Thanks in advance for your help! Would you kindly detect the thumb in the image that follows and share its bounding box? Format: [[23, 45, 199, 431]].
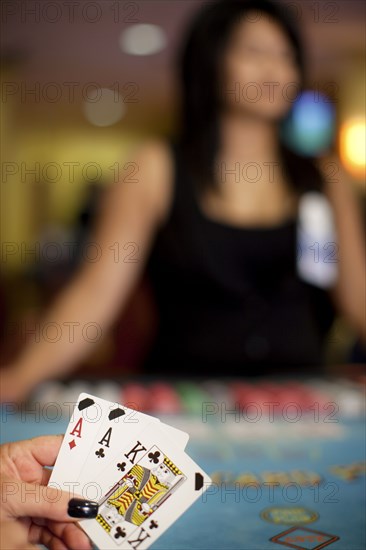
[[1, 479, 98, 522]]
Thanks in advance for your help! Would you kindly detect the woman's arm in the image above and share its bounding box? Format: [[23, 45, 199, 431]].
[[1, 140, 174, 400], [319, 154, 366, 344]]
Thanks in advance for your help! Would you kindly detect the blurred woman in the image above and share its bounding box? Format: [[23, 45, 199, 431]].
[[1, 0, 365, 400]]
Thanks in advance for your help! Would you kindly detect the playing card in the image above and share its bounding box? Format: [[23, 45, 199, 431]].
[[49, 393, 189, 495], [49, 393, 105, 490], [79, 423, 211, 550], [75, 394, 189, 489]]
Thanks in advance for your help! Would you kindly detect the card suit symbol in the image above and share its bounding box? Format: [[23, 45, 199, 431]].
[[114, 527, 126, 539], [148, 451, 161, 464], [195, 472, 204, 490], [149, 520, 158, 530], [117, 462, 126, 472], [78, 398, 95, 411], [69, 439, 76, 450], [109, 408, 126, 421], [95, 448, 105, 459]]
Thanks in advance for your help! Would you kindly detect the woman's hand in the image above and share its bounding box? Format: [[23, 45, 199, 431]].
[[0, 435, 98, 550]]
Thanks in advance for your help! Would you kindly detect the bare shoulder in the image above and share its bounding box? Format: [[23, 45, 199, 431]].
[[128, 138, 175, 224], [100, 138, 174, 229], [131, 137, 173, 165]]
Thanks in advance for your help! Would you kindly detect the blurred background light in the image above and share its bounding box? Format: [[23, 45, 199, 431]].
[[339, 117, 366, 178], [83, 88, 125, 127], [119, 24, 166, 56], [281, 90, 335, 156]]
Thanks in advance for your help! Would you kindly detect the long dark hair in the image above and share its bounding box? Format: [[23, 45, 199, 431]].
[[175, 0, 325, 195]]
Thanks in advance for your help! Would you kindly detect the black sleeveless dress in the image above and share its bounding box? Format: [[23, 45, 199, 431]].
[[143, 141, 335, 376]]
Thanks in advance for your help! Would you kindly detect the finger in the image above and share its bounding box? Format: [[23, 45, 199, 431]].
[[47, 521, 92, 550], [2, 480, 98, 522], [27, 435, 64, 467], [0, 520, 38, 550], [41, 467, 53, 486], [49, 538, 69, 550], [29, 524, 68, 550], [4, 435, 64, 470]]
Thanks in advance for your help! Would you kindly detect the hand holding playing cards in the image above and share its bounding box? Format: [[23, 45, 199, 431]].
[[0, 435, 99, 550], [49, 393, 211, 550]]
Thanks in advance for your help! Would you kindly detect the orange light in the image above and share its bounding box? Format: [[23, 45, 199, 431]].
[[339, 118, 366, 178]]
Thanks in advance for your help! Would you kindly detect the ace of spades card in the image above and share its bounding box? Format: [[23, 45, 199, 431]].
[[79, 424, 212, 550]]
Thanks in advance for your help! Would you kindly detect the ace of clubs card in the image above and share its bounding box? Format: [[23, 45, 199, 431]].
[[79, 423, 212, 550], [49, 394, 189, 492]]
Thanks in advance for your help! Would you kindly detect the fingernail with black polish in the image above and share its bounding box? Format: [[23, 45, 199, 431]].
[[68, 498, 98, 518]]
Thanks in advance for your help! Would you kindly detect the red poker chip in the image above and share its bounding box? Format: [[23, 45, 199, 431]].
[[122, 383, 150, 412], [149, 382, 182, 414]]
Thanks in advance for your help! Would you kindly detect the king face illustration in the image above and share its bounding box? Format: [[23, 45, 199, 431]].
[[97, 451, 185, 532]]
